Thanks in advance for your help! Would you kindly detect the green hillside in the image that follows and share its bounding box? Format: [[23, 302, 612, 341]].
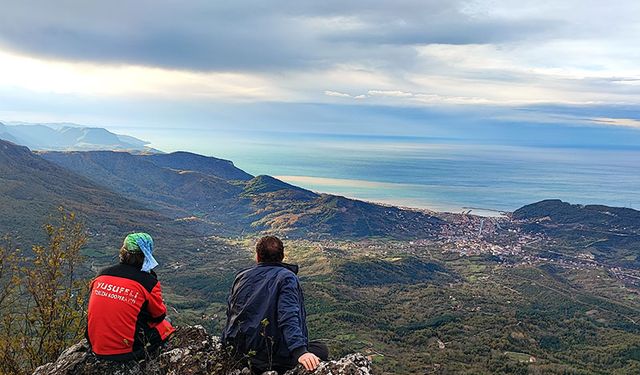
[[514, 200, 640, 268], [2, 142, 640, 374], [40, 150, 444, 239], [0, 140, 218, 265]]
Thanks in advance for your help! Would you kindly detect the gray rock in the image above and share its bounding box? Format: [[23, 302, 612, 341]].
[[284, 354, 372, 375], [32, 340, 91, 375], [32, 326, 372, 375]]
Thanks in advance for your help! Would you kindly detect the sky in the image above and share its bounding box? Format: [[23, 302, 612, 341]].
[[0, 0, 639, 149]]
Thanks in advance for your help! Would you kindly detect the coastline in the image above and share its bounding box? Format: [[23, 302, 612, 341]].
[[275, 175, 509, 217]]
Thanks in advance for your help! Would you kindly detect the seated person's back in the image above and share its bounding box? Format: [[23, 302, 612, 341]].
[[222, 236, 328, 373], [87, 233, 174, 360]]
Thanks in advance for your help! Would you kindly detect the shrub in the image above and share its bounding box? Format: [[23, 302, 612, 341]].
[[0, 207, 88, 375]]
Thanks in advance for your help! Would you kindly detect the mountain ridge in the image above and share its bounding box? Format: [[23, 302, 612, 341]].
[[0, 140, 171, 245], [39, 149, 445, 239], [0, 139, 224, 264], [143, 151, 253, 181], [0, 122, 156, 152]]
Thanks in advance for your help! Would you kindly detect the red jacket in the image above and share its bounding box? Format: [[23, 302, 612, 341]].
[[87, 264, 174, 360]]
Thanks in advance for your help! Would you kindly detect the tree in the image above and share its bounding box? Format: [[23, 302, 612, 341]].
[[0, 207, 88, 375], [0, 236, 21, 373]]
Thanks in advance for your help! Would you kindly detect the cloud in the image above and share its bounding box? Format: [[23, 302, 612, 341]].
[[590, 117, 640, 129], [324, 90, 352, 98], [0, 0, 639, 135], [0, 0, 587, 73], [324, 88, 500, 105], [368, 90, 413, 97], [0, 50, 287, 101]]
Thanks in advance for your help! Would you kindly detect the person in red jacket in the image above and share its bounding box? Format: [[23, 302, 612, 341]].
[[87, 233, 175, 360]]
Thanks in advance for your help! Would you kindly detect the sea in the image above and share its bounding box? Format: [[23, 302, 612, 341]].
[[150, 130, 640, 216]]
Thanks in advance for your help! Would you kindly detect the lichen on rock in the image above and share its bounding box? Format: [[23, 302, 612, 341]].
[[32, 326, 372, 375], [283, 354, 373, 375]]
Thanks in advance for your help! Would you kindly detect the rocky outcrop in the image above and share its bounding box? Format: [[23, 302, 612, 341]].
[[33, 326, 372, 375]]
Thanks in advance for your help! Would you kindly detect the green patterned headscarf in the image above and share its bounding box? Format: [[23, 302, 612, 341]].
[[123, 233, 158, 272]]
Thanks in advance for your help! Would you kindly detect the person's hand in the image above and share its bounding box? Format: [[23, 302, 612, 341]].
[[298, 352, 321, 371]]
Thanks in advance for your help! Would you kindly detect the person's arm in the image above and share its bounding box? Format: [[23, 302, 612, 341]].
[[221, 278, 237, 342], [146, 280, 167, 322], [277, 275, 320, 370]]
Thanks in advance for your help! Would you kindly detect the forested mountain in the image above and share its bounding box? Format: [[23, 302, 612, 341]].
[[39, 150, 444, 238], [0, 140, 162, 244], [514, 199, 640, 268], [0, 139, 216, 262]]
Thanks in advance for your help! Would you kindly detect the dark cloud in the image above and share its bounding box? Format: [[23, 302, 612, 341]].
[[324, 18, 556, 46], [0, 0, 555, 72], [0, 1, 315, 71]]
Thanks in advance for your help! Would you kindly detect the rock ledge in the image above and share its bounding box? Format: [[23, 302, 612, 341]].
[[33, 326, 372, 375]]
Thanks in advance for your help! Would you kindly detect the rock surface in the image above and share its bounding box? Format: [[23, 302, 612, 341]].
[[33, 326, 372, 375]]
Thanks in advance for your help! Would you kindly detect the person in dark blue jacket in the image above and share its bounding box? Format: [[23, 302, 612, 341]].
[[222, 236, 328, 373]]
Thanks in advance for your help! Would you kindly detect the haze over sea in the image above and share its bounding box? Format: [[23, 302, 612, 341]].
[[146, 130, 640, 216]]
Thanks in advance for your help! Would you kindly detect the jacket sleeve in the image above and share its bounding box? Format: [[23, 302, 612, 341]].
[[277, 275, 307, 357], [146, 281, 167, 322]]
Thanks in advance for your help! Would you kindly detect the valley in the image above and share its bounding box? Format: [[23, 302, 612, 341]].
[[1, 139, 639, 374], [159, 214, 640, 374]]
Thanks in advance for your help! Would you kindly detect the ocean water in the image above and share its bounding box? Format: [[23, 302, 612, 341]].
[[150, 130, 640, 215]]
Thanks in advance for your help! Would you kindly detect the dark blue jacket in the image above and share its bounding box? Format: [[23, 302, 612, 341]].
[[222, 262, 308, 367]]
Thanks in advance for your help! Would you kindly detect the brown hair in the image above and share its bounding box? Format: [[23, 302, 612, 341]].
[[119, 246, 145, 268], [256, 236, 284, 263]]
